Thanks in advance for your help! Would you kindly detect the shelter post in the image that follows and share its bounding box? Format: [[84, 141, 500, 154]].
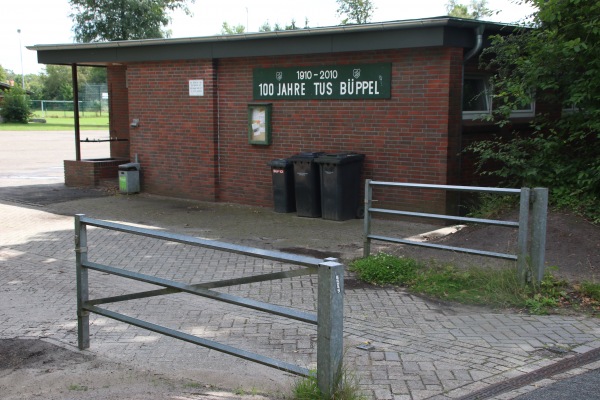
[[71, 64, 81, 161]]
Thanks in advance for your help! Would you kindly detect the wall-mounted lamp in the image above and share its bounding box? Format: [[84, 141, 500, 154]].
[[130, 119, 140, 128]]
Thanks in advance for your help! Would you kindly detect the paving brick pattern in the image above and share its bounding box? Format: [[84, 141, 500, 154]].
[[2, 200, 600, 399]]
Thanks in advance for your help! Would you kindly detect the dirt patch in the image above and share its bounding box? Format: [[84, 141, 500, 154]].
[[382, 209, 600, 283], [0, 338, 93, 371], [541, 211, 600, 281], [0, 338, 271, 400]]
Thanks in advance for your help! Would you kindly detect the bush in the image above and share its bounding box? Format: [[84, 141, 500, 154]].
[[468, 132, 600, 224], [0, 87, 33, 123], [472, 0, 600, 224], [349, 253, 422, 285]]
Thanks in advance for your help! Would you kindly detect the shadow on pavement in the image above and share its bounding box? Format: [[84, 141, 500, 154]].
[[0, 183, 112, 207]]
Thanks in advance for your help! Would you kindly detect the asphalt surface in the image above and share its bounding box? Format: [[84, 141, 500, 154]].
[[1, 130, 600, 399], [514, 368, 600, 400]]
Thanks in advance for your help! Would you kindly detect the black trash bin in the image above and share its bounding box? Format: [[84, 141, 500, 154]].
[[315, 153, 365, 221], [267, 158, 296, 213], [289, 152, 325, 217]]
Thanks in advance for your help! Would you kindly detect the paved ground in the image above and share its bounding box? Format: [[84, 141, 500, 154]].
[[0, 130, 111, 186], [1, 131, 600, 399]]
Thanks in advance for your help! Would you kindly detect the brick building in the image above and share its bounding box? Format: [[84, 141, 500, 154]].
[[29, 17, 531, 215]]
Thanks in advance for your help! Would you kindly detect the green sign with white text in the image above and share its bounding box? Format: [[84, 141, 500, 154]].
[[253, 63, 391, 100]]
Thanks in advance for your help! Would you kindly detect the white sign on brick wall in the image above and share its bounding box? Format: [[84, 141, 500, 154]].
[[189, 80, 204, 96]]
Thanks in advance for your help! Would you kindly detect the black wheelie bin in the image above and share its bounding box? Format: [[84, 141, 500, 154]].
[[267, 158, 296, 213], [289, 152, 324, 217], [315, 152, 365, 221]]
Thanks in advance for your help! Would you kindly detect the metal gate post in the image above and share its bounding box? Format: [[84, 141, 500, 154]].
[[516, 188, 531, 285], [363, 179, 373, 258], [75, 214, 90, 349], [531, 188, 548, 283], [317, 258, 344, 398]]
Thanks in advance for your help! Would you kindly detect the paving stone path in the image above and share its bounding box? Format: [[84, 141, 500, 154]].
[[2, 198, 600, 399]]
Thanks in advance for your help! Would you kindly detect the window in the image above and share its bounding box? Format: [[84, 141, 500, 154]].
[[462, 77, 491, 120], [562, 103, 581, 115], [462, 76, 536, 120], [508, 94, 535, 118]]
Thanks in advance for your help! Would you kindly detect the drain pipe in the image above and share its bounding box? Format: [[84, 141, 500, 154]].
[[464, 25, 485, 63], [456, 25, 485, 215], [215, 59, 221, 189]]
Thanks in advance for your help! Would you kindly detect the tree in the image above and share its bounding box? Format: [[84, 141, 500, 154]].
[[0, 86, 33, 123], [69, 0, 194, 42], [223, 18, 309, 34], [40, 65, 74, 101], [258, 18, 309, 32], [258, 21, 273, 32], [80, 66, 107, 85], [470, 0, 600, 222], [3, 68, 18, 86], [0, 65, 7, 83], [221, 22, 245, 35], [446, 0, 493, 19], [23, 73, 44, 100], [36, 66, 107, 100], [336, 0, 375, 25]]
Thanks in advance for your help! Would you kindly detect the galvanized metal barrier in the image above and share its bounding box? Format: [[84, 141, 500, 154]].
[[363, 181, 548, 284], [75, 214, 343, 397]]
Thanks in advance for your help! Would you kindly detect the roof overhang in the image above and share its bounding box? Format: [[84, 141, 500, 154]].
[[27, 17, 520, 68], [0, 82, 34, 96]]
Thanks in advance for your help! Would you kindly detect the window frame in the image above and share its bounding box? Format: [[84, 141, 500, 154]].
[[462, 76, 536, 120], [462, 76, 493, 120]]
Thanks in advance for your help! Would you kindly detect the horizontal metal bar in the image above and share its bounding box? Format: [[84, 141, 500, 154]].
[[199, 267, 317, 289], [368, 181, 522, 194], [80, 216, 325, 268], [87, 288, 179, 306], [368, 234, 518, 260], [85, 305, 310, 377], [88, 267, 316, 306], [80, 138, 129, 143], [368, 208, 519, 227], [84, 261, 318, 324]]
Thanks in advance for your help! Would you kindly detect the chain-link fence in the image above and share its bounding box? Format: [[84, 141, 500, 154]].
[[30, 84, 109, 118]]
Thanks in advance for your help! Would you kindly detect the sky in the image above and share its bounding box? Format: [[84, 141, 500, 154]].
[[0, 0, 536, 77]]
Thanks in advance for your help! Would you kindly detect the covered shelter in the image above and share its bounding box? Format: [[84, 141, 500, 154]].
[[28, 17, 532, 215]]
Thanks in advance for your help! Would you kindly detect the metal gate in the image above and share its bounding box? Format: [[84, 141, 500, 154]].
[[363, 181, 548, 284], [75, 214, 344, 396]]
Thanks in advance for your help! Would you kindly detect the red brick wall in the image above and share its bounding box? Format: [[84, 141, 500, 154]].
[[216, 48, 463, 213], [118, 48, 464, 214], [126, 60, 218, 201], [107, 66, 130, 159], [64, 159, 126, 187], [445, 48, 466, 215]]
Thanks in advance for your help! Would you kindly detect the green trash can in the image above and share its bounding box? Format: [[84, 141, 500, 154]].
[[289, 152, 324, 218], [315, 153, 365, 221], [118, 162, 140, 194], [268, 158, 296, 213]]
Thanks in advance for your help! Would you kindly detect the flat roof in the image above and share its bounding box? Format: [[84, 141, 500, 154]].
[[28, 17, 518, 67]]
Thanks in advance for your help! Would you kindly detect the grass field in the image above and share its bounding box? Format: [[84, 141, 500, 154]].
[[0, 112, 109, 131]]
